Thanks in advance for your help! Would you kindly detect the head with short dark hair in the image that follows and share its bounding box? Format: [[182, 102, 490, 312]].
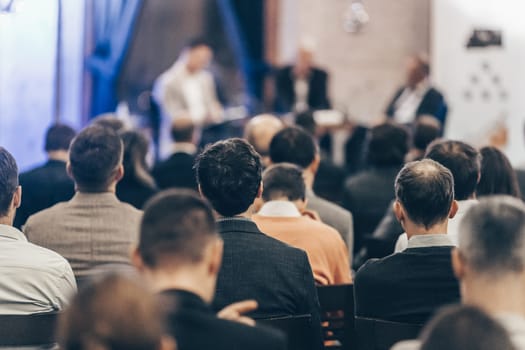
[[294, 110, 316, 136], [170, 117, 195, 143], [269, 126, 317, 169], [138, 189, 217, 268], [413, 116, 441, 151], [0, 148, 18, 217], [420, 305, 515, 350], [367, 122, 409, 167], [262, 163, 306, 202], [44, 124, 76, 152], [69, 126, 124, 192], [395, 159, 454, 229], [458, 195, 525, 276], [477, 146, 521, 198], [58, 273, 169, 350], [424, 140, 480, 200], [195, 138, 262, 217]]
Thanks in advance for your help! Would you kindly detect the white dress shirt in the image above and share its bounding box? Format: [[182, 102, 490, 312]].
[[393, 79, 430, 124], [257, 201, 302, 218], [0, 224, 76, 314], [394, 199, 478, 253]]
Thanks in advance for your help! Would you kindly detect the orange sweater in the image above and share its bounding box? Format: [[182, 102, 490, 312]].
[[252, 214, 352, 285]]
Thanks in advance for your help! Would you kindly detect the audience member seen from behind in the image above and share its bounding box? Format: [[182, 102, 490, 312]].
[[476, 146, 521, 198], [195, 138, 322, 348], [14, 124, 76, 229], [24, 126, 143, 278], [252, 163, 352, 285], [116, 130, 157, 209], [343, 122, 408, 254], [393, 305, 516, 350], [354, 159, 460, 324], [58, 273, 175, 350], [132, 189, 287, 350], [394, 195, 525, 350], [405, 116, 441, 162], [395, 140, 481, 251], [152, 117, 199, 190], [0, 147, 76, 314], [270, 126, 354, 256], [243, 114, 284, 167]]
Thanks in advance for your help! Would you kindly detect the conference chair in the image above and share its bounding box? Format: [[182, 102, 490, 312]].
[[0, 312, 59, 347], [258, 314, 316, 350], [355, 317, 423, 350], [317, 284, 355, 350]]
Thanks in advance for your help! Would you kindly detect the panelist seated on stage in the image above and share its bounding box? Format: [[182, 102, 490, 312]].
[[274, 40, 331, 113], [153, 38, 223, 127], [385, 54, 447, 126]]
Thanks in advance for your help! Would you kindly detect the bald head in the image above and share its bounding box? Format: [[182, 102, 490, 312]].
[[244, 114, 284, 160]]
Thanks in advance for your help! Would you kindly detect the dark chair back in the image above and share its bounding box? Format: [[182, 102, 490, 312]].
[[317, 284, 355, 350], [355, 317, 423, 350], [258, 314, 315, 350], [0, 312, 59, 346]]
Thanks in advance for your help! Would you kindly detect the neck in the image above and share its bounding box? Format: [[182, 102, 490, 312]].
[[47, 150, 69, 162], [405, 220, 448, 239], [303, 170, 315, 190], [143, 268, 215, 304], [462, 273, 525, 317], [76, 181, 117, 194], [0, 215, 13, 226]]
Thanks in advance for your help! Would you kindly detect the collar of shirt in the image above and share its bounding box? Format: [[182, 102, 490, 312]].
[[0, 224, 27, 242], [172, 142, 197, 155], [257, 201, 302, 218], [407, 233, 453, 249]]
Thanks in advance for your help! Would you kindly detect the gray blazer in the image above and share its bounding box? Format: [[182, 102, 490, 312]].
[[306, 189, 354, 261], [24, 192, 142, 277]]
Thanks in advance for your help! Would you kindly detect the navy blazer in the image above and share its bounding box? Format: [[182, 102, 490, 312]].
[[162, 289, 287, 350], [386, 86, 447, 126], [213, 217, 323, 349], [152, 152, 197, 190]]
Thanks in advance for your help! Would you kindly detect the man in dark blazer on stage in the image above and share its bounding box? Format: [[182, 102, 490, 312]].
[[132, 190, 286, 350], [195, 138, 322, 349], [274, 43, 331, 113], [14, 124, 76, 229], [386, 54, 447, 127], [354, 159, 461, 324]]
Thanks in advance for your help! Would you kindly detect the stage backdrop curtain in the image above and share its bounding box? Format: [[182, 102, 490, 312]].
[[86, 0, 143, 117]]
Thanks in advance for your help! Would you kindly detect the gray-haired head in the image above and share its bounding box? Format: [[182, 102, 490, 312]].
[[458, 195, 525, 275]]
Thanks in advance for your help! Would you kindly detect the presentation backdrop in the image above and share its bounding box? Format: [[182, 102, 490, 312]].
[[432, 0, 525, 165]]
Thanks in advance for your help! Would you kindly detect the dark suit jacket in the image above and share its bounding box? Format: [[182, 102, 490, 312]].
[[274, 66, 331, 113], [214, 217, 322, 349], [354, 246, 460, 324], [14, 160, 74, 229], [162, 289, 287, 350], [386, 86, 446, 125], [343, 166, 401, 253], [152, 152, 197, 190]]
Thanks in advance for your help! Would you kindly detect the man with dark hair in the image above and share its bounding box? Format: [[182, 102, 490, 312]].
[[405, 116, 442, 162], [132, 190, 286, 350], [343, 122, 408, 254], [395, 140, 480, 251], [153, 117, 198, 190], [14, 124, 76, 228], [243, 114, 284, 167], [386, 54, 447, 126], [354, 159, 460, 323], [269, 127, 354, 257], [252, 163, 351, 285], [195, 138, 322, 347], [0, 147, 76, 314], [24, 126, 142, 278], [394, 196, 525, 350]]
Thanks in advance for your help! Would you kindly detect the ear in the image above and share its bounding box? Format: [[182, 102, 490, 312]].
[[256, 182, 263, 199], [66, 162, 73, 179], [451, 248, 466, 280], [208, 238, 223, 276], [308, 153, 321, 175], [393, 200, 405, 225], [12, 186, 21, 209], [296, 198, 308, 213], [198, 184, 204, 198], [449, 200, 459, 219], [130, 246, 145, 272], [114, 164, 124, 182]]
